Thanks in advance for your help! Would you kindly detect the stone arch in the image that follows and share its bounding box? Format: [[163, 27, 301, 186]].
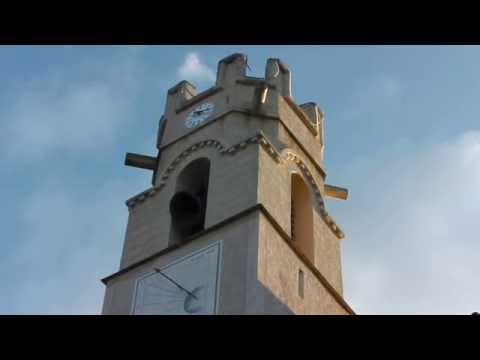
[[124, 134, 344, 239], [168, 157, 211, 246], [281, 150, 344, 239], [282, 151, 326, 211]]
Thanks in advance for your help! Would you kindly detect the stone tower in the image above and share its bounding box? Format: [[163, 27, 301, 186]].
[[101, 53, 354, 315]]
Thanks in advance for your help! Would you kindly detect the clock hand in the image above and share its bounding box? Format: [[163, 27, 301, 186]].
[[153, 268, 198, 300]]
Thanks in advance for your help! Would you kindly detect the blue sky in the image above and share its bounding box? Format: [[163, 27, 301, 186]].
[[1, 46, 479, 314]]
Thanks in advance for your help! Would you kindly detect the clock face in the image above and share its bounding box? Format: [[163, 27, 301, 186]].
[[184, 102, 214, 129], [132, 242, 222, 315]]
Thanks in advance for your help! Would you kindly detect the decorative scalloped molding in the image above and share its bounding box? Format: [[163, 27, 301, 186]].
[[282, 151, 344, 239], [125, 136, 261, 209], [125, 132, 344, 239]]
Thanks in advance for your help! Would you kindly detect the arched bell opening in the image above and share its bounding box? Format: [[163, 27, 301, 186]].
[[169, 158, 210, 246]]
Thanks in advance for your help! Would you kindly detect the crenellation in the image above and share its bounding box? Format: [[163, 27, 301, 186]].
[[265, 58, 292, 97], [165, 80, 197, 116], [299, 102, 325, 159], [216, 53, 248, 87]]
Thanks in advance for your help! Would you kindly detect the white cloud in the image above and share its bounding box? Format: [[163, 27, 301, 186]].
[[333, 131, 480, 314], [177, 53, 216, 83]]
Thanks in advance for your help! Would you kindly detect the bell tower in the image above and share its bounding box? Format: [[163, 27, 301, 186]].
[[101, 53, 354, 315]]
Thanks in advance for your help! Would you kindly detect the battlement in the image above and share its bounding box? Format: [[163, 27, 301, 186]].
[[165, 53, 292, 112], [160, 53, 325, 164], [215, 53, 248, 87], [164, 53, 323, 122], [214, 53, 291, 97]]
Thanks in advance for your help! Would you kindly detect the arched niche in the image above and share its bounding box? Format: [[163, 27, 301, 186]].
[[291, 172, 315, 264], [169, 157, 211, 246]]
